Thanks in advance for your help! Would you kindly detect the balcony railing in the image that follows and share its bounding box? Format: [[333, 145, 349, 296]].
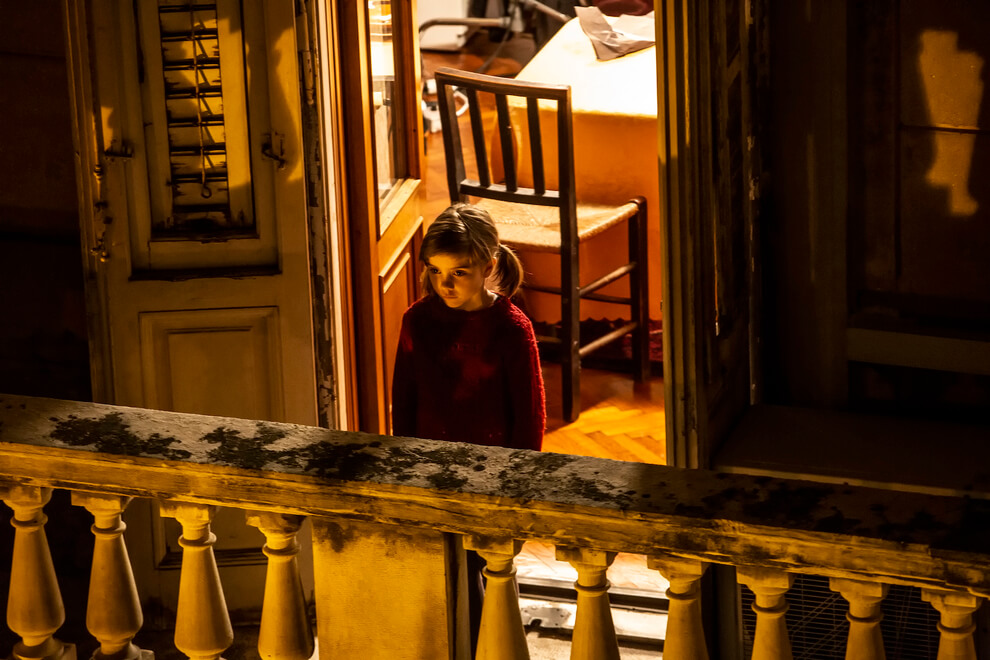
[[1, 393, 987, 659]]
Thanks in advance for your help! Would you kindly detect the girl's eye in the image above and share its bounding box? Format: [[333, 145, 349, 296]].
[[429, 267, 440, 274], [454, 270, 467, 277]]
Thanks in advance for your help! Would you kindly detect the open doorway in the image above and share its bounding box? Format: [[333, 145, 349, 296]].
[[415, 9, 667, 655], [416, 9, 666, 468]]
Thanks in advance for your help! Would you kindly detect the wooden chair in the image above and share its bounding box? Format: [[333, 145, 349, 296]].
[[433, 66, 650, 423]]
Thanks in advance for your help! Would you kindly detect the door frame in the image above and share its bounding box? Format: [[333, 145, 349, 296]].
[[657, 0, 765, 469], [63, 0, 114, 403], [657, 0, 710, 469], [329, 0, 424, 433]]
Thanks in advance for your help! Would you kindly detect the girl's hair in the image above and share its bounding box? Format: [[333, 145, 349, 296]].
[[419, 203, 524, 298]]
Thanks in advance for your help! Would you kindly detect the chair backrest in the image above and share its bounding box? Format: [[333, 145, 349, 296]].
[[433, 67, 578, 227]]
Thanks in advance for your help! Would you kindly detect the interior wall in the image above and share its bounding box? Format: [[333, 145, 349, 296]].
[[0, 5, 93, 652], [0, 0, 90, 401]]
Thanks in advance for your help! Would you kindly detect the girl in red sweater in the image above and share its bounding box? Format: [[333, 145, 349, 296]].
[[391, 203, 546, 451], [391, 203, 545, 656]]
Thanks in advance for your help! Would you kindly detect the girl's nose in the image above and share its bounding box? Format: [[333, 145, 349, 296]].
[[440, 273, 454, 288]]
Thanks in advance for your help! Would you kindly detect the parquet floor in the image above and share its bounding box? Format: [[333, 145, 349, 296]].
[[541, 366, 666, 464]]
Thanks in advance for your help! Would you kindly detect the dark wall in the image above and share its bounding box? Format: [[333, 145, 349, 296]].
[[0, 0, 91, 401], [0, 2, 94, 653], [761, 1, 848, 408]]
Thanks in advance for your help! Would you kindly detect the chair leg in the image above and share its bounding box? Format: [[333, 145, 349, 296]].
[[562, 248, 581, 423], [629, 197, 650, 382]]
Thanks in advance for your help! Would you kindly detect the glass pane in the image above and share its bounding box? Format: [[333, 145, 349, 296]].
[[369, 0, 402, 202]]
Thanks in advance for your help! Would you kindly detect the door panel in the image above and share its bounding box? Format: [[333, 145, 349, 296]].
[[700, 0, 758, 459], [381, 239, 422, 410], [139, 307, 284, 420], [85, 0, 316, 419]]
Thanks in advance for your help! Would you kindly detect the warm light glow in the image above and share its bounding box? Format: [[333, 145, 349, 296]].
[[919, 30, 983, 216]]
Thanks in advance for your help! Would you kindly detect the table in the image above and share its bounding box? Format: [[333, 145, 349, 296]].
[[505, 16, 661, 322]]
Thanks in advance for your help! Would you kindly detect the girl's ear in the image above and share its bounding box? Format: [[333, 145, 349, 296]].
[[483, 257, 497, 278]]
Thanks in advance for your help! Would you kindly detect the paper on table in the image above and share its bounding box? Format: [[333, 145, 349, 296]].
[[575, 6, 655, 61]]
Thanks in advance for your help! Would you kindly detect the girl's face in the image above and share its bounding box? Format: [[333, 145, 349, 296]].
[[426, 252, 496, 311]]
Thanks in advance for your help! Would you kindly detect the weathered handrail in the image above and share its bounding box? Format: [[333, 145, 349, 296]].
[[1, 393, 989, 594], [1, 393, 988, 594], [2, 393, 989, 660]]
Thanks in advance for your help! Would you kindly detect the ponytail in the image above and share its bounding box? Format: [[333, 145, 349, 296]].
[[492, 243, 524, 298]]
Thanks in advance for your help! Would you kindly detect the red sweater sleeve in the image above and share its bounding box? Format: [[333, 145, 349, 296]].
[[390, 312, 416, 437], [506, 315, 546, 451]]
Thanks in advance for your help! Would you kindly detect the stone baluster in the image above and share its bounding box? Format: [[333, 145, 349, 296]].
[[246, 511, 314, 660], [463, 536, 529, 660], [922, 588, 982, 660], [648, 556, 709, 660], [161, 502, 233, 660], [72, 492, 146, 660], [737, 567, 794, 660], [2, 485, 72, 660], [556, 546, 619, 660], [830, 577, 888, 660]]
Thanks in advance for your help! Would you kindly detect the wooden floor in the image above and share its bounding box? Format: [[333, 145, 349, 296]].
[[419, 30, 666, 467], [541, 366, 665, 464]]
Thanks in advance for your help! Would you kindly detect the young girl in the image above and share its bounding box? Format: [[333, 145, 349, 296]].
[[391, 203, 544, 655], [390, 202, 546, 452]]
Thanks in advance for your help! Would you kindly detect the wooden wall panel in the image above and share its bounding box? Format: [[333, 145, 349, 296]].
[[900, 130, 990, 303], [896, 1, 990, 306], [899, 1, 990, 130], [847, 0, 990, 413], [853, 0, 990, 311], [380, 248, 418, 434], [848, 0, 898, 293]]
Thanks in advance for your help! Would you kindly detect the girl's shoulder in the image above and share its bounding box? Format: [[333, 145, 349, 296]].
[[495, 297, 536, 334], [404, 294, 438, 317], [399, 296, 438, 334]]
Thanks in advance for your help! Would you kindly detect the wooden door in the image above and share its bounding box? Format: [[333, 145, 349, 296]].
[[65, 0, 319, 623], [332, 0, 425, 434], [846, 0, 990, 416], [657, 0, 767, 468]]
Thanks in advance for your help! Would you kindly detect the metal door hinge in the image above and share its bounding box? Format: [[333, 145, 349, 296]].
[[749, 176, 760, 201], [104, 140, 133, 163], [90, 235, 110, 263], [262, 132, 287, 169], [91, 201, 112, 263]]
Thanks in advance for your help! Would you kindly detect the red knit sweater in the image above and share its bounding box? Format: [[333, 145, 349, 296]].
[[391, 295, 545, 451]]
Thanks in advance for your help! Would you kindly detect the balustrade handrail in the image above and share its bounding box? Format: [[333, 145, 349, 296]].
[[1, 392, 988, 598]]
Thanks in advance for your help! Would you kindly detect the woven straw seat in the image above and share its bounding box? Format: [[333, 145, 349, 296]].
[[435, 67, 650, 422], [477, 198, 640, 253]]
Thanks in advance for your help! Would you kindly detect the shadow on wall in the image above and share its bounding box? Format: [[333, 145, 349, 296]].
[[853, 1, 990, 420], [899, 3, 990, 303]]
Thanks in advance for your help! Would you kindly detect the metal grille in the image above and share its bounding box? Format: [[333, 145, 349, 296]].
[[741, 574, 940, 659], [157, 1, 241, 234], [881, 584, 941, 659]]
